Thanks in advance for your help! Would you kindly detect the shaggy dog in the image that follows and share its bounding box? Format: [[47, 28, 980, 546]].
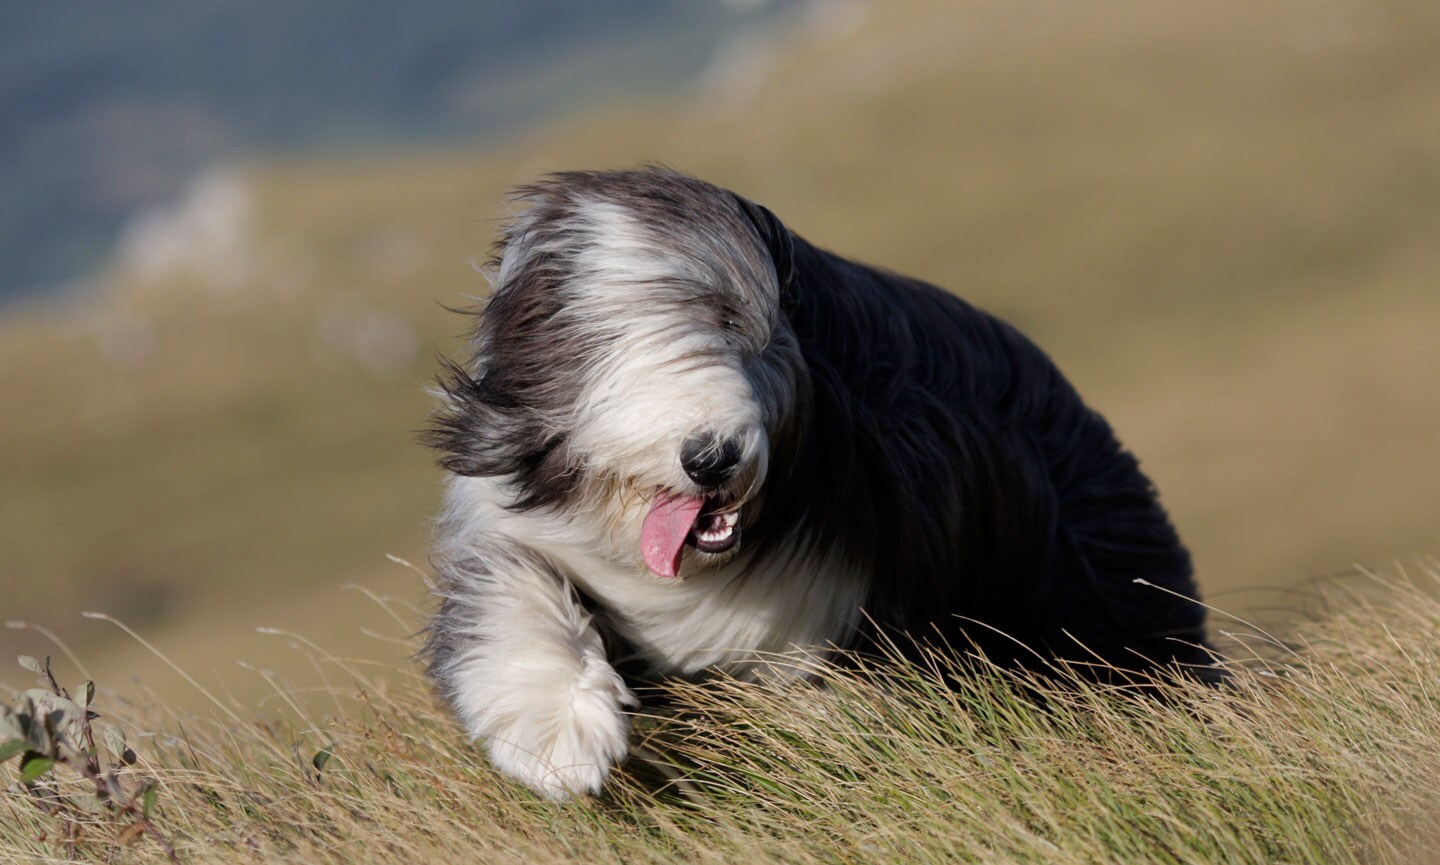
[[423, 168, 1216, 800]]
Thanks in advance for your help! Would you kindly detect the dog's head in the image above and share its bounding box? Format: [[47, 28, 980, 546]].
[[428, 169, 810, 579]]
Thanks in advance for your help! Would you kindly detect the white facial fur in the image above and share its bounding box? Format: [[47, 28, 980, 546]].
[[426, 174, 853, 801], [489, 197, 785, 572]]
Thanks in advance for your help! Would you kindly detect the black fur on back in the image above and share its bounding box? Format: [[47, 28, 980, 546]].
[[758, 232, 1211, 677]]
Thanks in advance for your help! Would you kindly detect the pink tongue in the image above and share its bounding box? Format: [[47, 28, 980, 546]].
[[641, 492, 705, 578]]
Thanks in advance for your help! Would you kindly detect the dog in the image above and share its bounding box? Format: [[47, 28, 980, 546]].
[[422, 168, 1216, 800]]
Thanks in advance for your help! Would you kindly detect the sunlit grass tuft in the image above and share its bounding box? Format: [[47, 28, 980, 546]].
[[5, 565, 1440, 864]]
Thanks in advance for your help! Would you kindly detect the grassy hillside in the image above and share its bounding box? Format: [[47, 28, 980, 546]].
[[0, 0, 793, 300], [3, 568, 1439, 863], [2, 0, 1439, 705]]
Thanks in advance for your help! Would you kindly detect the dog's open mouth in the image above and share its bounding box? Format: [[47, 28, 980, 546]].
[[690, 500, 741, 553], [641, 491, 740, 578]]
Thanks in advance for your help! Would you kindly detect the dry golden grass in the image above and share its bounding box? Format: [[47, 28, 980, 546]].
[[5, 564, 1440, 864]]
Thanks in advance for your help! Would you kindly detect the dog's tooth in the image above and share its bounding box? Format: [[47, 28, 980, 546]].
[[696, 521, 735, 544]]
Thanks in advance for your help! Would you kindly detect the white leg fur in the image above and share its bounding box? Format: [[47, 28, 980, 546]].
[[434, 546, 636, 800]]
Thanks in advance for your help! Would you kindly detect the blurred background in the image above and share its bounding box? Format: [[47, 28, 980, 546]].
[[2, 0, 1437, 706]]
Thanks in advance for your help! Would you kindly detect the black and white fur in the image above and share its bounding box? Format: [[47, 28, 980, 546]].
[[423, 168, 1215, 800]]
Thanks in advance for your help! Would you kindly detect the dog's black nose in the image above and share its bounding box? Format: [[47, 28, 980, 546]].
[[681, 434, 742, 489]]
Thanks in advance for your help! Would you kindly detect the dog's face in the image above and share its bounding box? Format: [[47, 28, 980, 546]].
[[429, 170, 809, 580]]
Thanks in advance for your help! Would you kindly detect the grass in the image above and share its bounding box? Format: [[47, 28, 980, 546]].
[[4, 565, 1440, 864]]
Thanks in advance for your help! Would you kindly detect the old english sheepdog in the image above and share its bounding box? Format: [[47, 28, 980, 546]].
[[422, 168, 1216, 800]]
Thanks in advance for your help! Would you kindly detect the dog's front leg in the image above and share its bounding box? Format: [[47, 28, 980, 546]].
[[426, 545, 636, 800]]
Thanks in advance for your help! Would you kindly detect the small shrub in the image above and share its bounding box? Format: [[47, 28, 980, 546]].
[[1, 654, 175, 862]]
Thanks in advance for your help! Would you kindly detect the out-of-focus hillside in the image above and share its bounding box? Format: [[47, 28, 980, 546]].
[[2, 0, 1438, 703], [0, 0, 793, 301]]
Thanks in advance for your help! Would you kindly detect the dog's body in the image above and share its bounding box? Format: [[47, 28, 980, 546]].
[[424, 169, 1214, 800]]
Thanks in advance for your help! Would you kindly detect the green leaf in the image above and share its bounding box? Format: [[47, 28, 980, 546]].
[[20, 689, 63, 707], [0, 707, 24, 741], [19, 753, 55, 784], [102, 723, 126, 756], [16, 700, 48, 753], [141, 784, 158, 818], [312, 747, 333, 772], [17, 655, 42, 675], [22, 690, 81, 742], [0, 739, 25, 762], [79, 680, 95, 709]]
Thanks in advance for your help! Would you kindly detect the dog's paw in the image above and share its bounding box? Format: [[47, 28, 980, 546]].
[[483, 656, 636, 801]]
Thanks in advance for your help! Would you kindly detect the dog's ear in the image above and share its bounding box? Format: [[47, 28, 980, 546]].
[[422, 358, 526, 478], [733, 194, 797, 308], [423, 357, 583, 510]]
